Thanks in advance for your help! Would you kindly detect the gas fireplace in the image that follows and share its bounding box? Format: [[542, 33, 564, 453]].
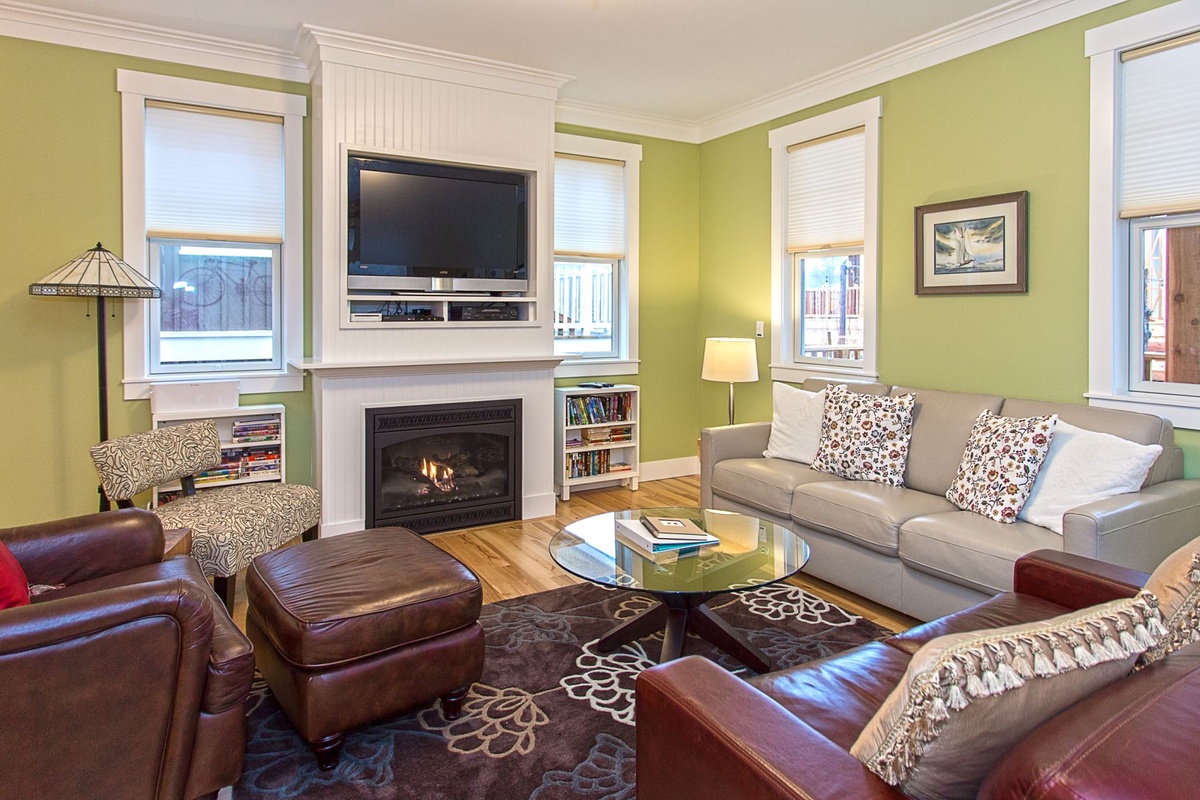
[[365, 399, 522, 533]]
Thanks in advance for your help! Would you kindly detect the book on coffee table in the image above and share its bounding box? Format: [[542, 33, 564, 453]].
[[616, 518, 718, 551], [639, 515, 711, 540]]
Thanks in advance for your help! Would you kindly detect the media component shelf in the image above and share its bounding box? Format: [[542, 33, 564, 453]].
[[150, 404, 286, 506], [554, 385, 639, 501]]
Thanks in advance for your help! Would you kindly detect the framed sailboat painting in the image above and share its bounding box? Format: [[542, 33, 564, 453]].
[[915, 191, 1027, 295]]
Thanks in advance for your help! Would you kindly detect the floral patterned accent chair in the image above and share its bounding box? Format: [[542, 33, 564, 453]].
[[90, 419, 320, 610]]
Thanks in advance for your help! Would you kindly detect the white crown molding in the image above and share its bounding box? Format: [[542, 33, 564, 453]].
[[2, 0, 1124, 142], [299, 25, 572, 100], [0, 0, 309, 82], [555, 99, 701, 144], [696, 0, 1124, 142]]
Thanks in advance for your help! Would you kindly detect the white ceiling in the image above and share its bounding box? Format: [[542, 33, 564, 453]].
[[20, 0, 1018, 124]]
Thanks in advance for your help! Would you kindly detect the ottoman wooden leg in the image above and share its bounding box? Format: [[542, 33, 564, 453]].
[[311, 732, 344, 771], [441, 687, 471, 720]]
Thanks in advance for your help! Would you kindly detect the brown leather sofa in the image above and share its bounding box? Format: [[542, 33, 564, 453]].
[[637, 550, 1194, 799], [0, 509, 255, 800]]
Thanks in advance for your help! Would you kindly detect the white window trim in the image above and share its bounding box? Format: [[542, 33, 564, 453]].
[[1085, 0, 1200, 429], [553, 132, 642, 379], [118, 69, 307, 399], [768, 97, 882, 384]]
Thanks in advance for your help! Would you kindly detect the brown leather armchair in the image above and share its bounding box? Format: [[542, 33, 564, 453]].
[[637, 551, 1196, 800], [0, 509, 255, 800]]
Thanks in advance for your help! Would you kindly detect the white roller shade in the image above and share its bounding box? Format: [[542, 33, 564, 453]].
[[787, 128, 865, 252], [1121, 35, 1200, 218], [145, 103, 284, 241], [555, 154, 625, 257]]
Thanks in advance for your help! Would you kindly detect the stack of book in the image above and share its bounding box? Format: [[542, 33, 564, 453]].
[[614, 515, 719, 561], [231, 418, 281, 444]]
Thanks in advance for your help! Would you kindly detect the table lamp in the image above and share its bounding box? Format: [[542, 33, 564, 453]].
[[702, 337, 759, 425]]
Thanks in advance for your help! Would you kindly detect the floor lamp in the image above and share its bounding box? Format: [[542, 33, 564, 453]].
[[702, 337, 759, 426], [30, 243, 162, 511]]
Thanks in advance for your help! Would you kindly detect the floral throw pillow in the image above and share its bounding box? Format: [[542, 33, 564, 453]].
[[946, 411, 1057, 524], [810, 385, 916, 486]]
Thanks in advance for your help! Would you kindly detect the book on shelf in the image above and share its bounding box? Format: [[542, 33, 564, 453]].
[[640, 515, 711, 540], [614, 518, 718, 551]]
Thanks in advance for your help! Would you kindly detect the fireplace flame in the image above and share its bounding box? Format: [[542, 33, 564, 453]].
[[420, 457, 456, 492]]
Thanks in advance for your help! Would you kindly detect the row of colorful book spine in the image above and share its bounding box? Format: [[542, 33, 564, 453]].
[[565, 392, 634, 426]]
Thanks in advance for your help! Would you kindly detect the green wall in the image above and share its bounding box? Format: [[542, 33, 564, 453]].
[[553, 127, 702, 464], [696, 0, 1200, 471], [0, 37, 312, 525]]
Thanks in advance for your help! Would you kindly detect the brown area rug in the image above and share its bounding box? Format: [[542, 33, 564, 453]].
[[234, 581, 889, 799]]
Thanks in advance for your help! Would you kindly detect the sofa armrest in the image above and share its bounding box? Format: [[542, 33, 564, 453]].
[[1013, 550, 1146, 610], [0, 578, 213, 800], [636, 656, 905, 800], [1061, 480, 1200, 573], [700, 422, 774, 507], [0, 508, 165, 586]]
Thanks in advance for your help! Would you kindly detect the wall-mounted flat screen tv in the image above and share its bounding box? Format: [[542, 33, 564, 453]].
[[347, 156, 529, 293]]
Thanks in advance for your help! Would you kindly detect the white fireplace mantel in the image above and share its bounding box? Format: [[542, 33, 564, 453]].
[[290, 355, 564, 380]]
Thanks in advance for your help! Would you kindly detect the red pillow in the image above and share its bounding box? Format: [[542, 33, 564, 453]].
[[0, 540, 30, 609]]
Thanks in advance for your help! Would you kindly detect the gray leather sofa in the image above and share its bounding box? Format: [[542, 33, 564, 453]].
[[701, 379, 1200, 621]]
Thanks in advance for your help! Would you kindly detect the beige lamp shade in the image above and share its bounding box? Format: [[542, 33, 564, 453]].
[[702, 337, 759, 383]]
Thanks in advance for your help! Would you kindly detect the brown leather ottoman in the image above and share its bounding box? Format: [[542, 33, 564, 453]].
[[245, 526, 485, 770]]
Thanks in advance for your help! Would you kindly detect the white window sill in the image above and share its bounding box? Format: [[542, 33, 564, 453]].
[[770, 362, 879, 385], [123, 369, 305, 400], [555, 358, 640, 379], [1086, 391, 1200, 431]]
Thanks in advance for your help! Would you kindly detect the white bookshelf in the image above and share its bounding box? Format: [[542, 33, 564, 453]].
[[554, 385, 639, 501], [150, 404, 286, 506]]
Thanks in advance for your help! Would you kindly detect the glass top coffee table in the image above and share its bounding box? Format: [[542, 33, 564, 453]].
[[548, 507, 810, 672]]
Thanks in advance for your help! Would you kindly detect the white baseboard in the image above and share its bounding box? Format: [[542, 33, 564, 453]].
[[639, 455, 700, 481]]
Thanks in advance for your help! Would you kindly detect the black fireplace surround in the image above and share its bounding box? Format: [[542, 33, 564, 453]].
[[366, 399, 522, 534]]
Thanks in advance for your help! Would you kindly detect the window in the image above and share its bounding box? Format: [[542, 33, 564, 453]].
[[1087, 4, 1200, 427], [769, 98, 881, 382], [118, 71, 306, 398], [553, 133, 641, 377]]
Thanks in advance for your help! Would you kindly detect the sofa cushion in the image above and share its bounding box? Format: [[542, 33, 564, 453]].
[[1018, 420, 1162, 534], [945, 411, 1056, 524], [1141, 535, 1200, 663], [748, 641, 911, 750], [0, 540, 30, 609], [1000, 397, 1175, 486], [979, 642, 1200, 800], [893, 386, 1004, 497], [811, 386, 917, 486], [884, 591, 1071, 656], [712, 457, 842, 518], [763, 382, 826, 465], [851, 593, 1163, 800], [792, 481, 956, 557], [899, 511, 1064, 595]]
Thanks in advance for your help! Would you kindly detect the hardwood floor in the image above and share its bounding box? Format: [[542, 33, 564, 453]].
[[231, 475, 917, 634], [427, 475, 917, 633]]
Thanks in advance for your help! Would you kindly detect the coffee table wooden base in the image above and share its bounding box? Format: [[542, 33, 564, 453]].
[[595, 592, 772, 673]]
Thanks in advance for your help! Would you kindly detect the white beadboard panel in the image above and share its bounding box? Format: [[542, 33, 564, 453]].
[[311, 369, 556, 535], [312, 60, 558, 364]]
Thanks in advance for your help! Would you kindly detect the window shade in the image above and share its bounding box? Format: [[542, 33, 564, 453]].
[[1120, 35, 1200, 218], [145, 103, 284, 241], [555, 154, 625, 257], [786, 128, 865, 252]]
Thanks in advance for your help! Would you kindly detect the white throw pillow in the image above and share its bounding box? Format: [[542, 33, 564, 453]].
[[762, 383, 827, 465], [1018, 421, 1162, 534]]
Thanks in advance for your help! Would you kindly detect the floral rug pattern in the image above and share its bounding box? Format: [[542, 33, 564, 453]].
[[234, 582, 888, 799]]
